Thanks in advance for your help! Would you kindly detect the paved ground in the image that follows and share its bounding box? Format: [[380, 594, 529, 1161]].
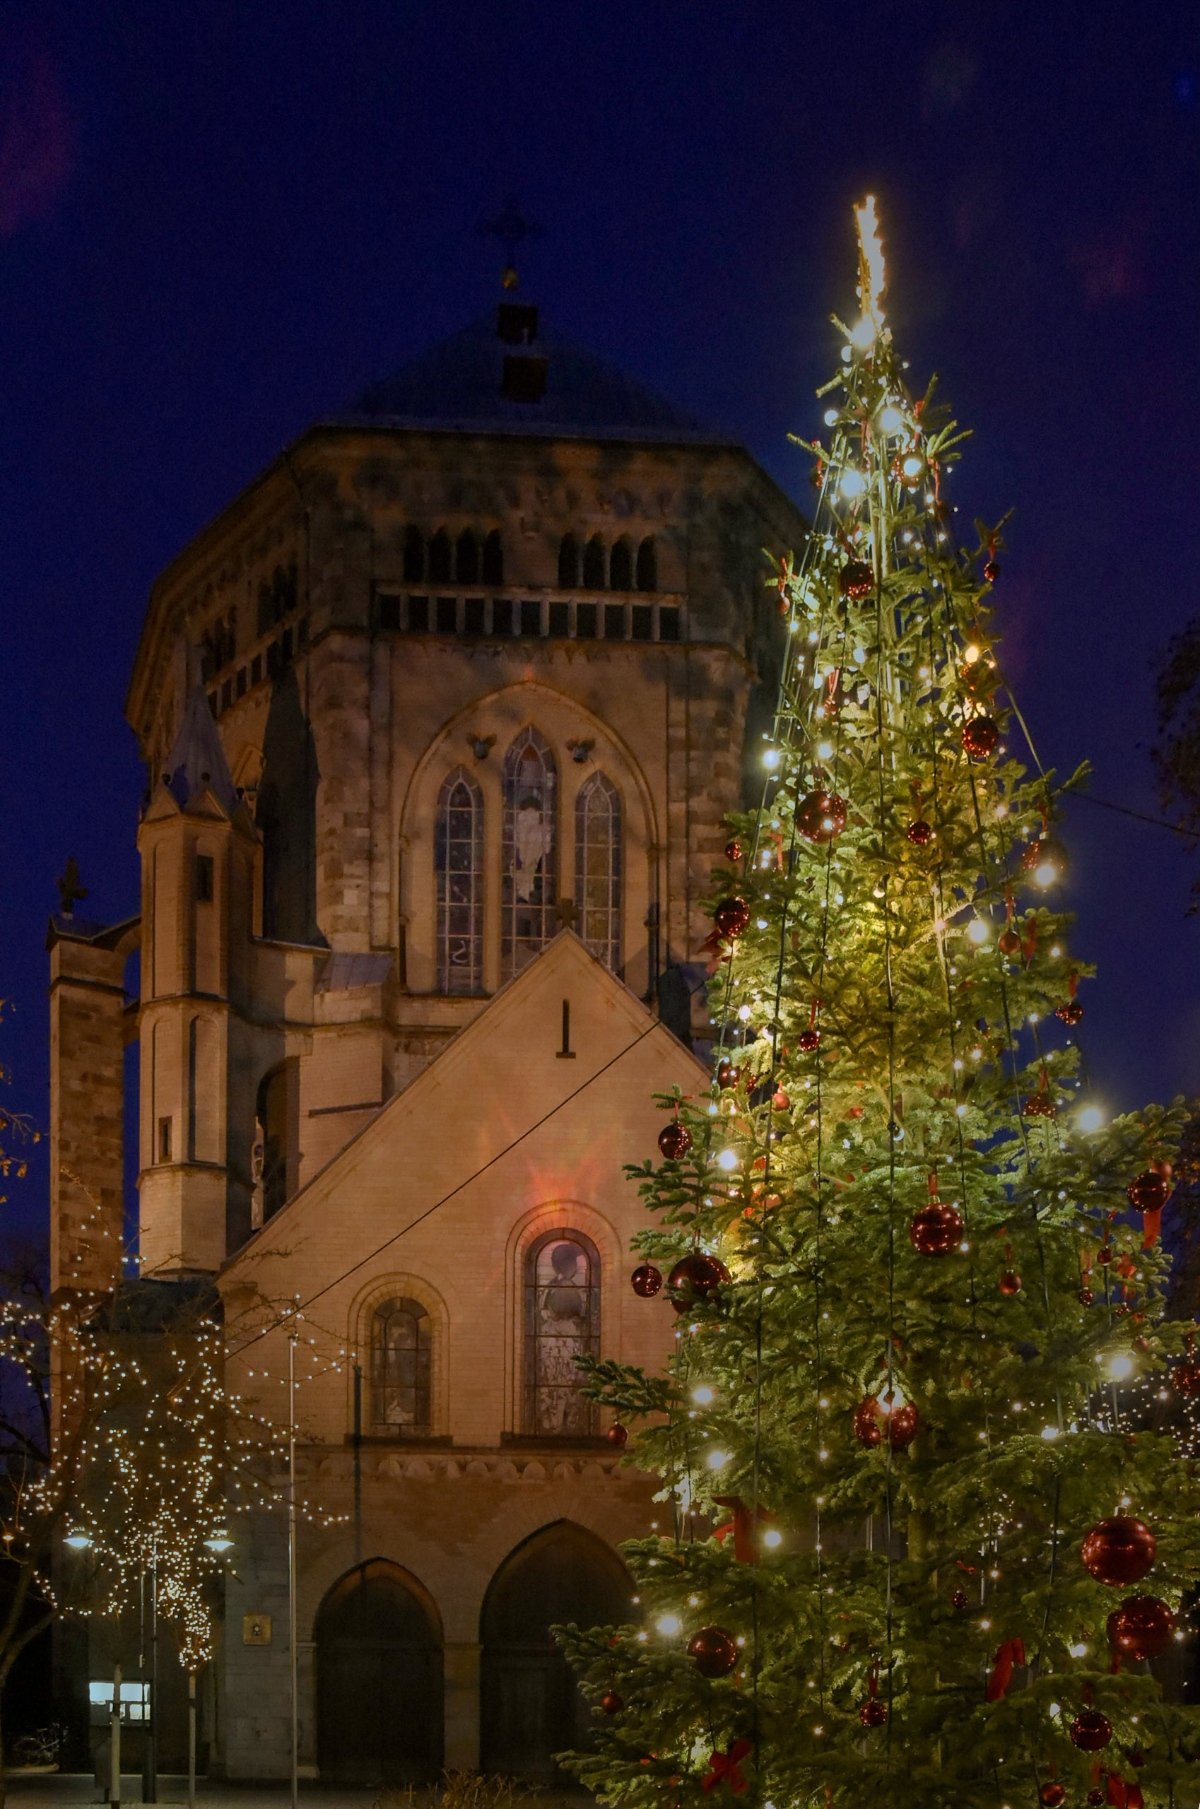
[[4, 1778, 585, 1809]]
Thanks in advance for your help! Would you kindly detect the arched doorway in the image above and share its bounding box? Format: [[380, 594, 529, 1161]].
[[315, 1560, 442, 1784], [480, 1522, 631, 1779]]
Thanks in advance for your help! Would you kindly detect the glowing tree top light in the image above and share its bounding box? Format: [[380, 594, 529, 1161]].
[[561, 200, 1200, 1809]]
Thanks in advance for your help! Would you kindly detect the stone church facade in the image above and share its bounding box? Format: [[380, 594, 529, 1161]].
[[48, 292, 805, 1780]]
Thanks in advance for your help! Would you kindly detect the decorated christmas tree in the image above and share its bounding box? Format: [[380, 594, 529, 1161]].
[[563, 201, 1200, 1809]]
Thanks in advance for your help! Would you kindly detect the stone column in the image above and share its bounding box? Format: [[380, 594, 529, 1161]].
[[443, 1641, 481, 1770]]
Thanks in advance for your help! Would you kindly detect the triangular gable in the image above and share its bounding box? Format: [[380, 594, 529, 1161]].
[[222, 931, 707, 1280]]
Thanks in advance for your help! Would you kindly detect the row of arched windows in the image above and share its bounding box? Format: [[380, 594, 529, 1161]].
[[404, 526, 504, 587], [200, 609, 237, 680], [367, 1230, 600, 1437], [434, 729, 621, 993], [557, 533, 656, 592]]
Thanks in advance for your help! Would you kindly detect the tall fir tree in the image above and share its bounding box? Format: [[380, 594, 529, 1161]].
[[563, 201, 1200, 1809]]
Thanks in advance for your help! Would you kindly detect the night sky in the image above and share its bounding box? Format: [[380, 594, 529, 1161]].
[[1, 3, 1198, 1241]]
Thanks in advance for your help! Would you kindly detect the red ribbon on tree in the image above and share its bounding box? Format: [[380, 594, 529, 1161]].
[[985, 1637, 1026, 1701], [702, 1739, 753, 1795], [1104, 1777, 1144, 1809], [712, 1497, 775, 1564]]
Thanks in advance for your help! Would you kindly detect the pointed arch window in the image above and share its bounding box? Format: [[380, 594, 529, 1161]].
[[428, 529, 452, 584], [523, 1231, 600, 1435], [636, 536, 657, 592], [435, 769, 484, 994], [609, 537, 633, 591], [575, 773, 621, 971], [371, 1297, 431, 1433], [456, 529, 479, 585], [582, 535, 606, 588], [483, 529, 504, 585], [403, 526, 425, 583], [558, 533, 579, 588], [502, 729, 557, 979]]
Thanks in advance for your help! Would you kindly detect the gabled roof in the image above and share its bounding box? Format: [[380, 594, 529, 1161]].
[[334, 309, 728, 446], [222, 929, 707, 1276]]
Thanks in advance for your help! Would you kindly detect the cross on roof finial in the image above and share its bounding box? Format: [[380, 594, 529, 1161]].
[[478, 197, 543, 290]]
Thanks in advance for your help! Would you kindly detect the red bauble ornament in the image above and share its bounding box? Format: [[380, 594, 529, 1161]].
[[854, 1394, 918, 1449], [724, 838, 743, 865], [1127, 1170, 1170, 1215], [961, 716, 999, 760], [600, 1691, 623, 1715], [998, 926, 1022, 955], [796, 789, 847, 844], [771, 1088, 791, 1111], [1172, 1359, 1200, 1396], [716, 1059, 741, 1089], [1039, 1785, 1066, 1808], [1078, 1286, 1096, 1306], [713, 896, 751, 940], [1087, 1793, 1105, 1806], [666, 1253, 730, 1314], [630, 1263, 663, 1299], [951, 1588, 968, 1611], [906, 819, 934, 846], [983, 558, 1001, 583], [858, 1698, 888, 1727], [1081, 1517, 1157, 1587], [1056, 1000, 1084, 1026], [606, 1424, 629, 1449], [1069, 1709, 1112, 1752], [998, 1269, 1022, 1297], [840, 559, 874, 600], [909, 1203, 964, 1256], [797, 1028, 822, 1052], [687, 1625, 738, 1678], [1107, 1594, 1174, 1660], [658, 1120, 692, 1161]]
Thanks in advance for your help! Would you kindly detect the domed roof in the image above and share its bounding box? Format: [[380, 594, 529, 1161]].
[[337, 303, 725, 445]]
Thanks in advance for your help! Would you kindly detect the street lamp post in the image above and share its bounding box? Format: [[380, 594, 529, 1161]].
[[287, 1328, 299, 1809]]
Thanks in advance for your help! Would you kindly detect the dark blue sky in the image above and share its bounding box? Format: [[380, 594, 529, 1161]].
[[2, 2, 1198, 1237]]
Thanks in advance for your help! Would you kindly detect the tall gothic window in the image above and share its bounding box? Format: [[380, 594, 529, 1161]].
[[435, 769, 484, 994], [575, 773, 621, 970], [583, 535, 606, 588], [523, 1232, 599, 1436], [456, 529, 479, 584], [501, 729, 556, 979], [609, 537, 633, 591], [370, 1297, 431, 1433], [428, 529, 452, 584], [636, 536, 657, 592], [558, 533, 580, 588], [482, 529, 504, 585]]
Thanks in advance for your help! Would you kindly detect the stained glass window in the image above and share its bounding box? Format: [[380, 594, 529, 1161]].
[[370, 1298, 431, 1433], [523, 1233, 599, 1435], [435, 769, 484, 994], [501, 729, 557, 979], [575, 773, 621, 971]]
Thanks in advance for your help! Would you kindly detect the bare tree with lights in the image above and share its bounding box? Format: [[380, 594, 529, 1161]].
[[562, 201, 1200, 1809]]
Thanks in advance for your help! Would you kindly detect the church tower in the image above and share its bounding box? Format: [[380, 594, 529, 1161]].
[[51, 279, 809, 1781]]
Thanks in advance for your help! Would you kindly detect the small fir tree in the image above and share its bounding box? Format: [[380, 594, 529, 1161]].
[[563, 200, 1200, 1809]]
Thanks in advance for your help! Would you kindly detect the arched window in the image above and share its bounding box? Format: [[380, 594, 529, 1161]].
[[256, 1060, 298, 1222], [502, 728, 557, 978], [608, 537, 633, 591], [456, 529, 479, 585], [636, 536, 657, 592], [483, 529, 504, 586], [435, 768, 484, 994], [574, 773, 621, 971], [557, 534, 579, 588], [582, 535, 606, 588], [403, 526, 425, 583], [428, 529, 452, 584], [370, 1298, 432, 1433], [524, 1232, 600, 1435]]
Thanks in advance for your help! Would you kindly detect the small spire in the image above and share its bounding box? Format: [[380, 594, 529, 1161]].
[[163, 685, 240, 817]]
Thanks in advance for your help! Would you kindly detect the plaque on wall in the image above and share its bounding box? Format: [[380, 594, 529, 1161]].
[[243, 1613, 272, 1645]]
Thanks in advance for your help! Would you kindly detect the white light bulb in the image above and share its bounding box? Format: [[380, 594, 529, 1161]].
[[878, 403, 904, 434], [817, 739, 834, 759], [761, 1527, 783, 1549], [655, 1613, 682, 1637], [823, 407, 839, 426], [763, 746, 781, 771], [1108, 1353, 1135, 1381], [966, 918, 990, 946], [706, 1448, 730, 1470], [1077, 1105, 1105, 1134], [848, 317, 876, 350], [691, 1384, 714, 1406], [840, 467, 868, 499], [716, 1148, 739, 1172]]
